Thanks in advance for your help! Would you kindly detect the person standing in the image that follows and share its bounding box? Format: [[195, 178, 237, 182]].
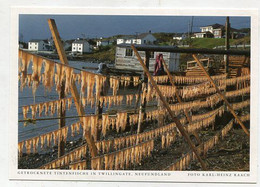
[[153, 53, 165, 76]]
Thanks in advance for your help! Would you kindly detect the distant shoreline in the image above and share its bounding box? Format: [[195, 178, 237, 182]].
[[32, 51, 114, 64]]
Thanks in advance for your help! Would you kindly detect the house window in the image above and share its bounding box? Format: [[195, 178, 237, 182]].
[[144, 40, 146, 44], [125, 48, 133, 57], [73, 47, 75, 50], [35, 47, 37, 49], [30, 46, 31, 49], [78, 48, 81, 50], [150, 51, 155, 59], [214, 30, 220, 35]]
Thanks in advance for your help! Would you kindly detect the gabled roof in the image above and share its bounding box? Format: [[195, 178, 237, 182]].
[[72, 39, 89, 44], [210, 23, 225, 29], [201, 23, 224, 29]]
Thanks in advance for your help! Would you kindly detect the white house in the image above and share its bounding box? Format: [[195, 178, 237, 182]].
[[195, 23, 225, 38], [28, 39, 50, 51], [193, 32, 214, 38], [116, 31, 157, 45], [72, 38, 92, 54]]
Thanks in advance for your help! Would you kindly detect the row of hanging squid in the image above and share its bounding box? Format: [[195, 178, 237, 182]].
[[18, 125, 69, 157], [225, 86, 250, 98], [19, 51, 250, 106], [37, 103, 231, 170], [40, 145, 88, 170], [235, 113, 250, 124], [36, 102, 226, 170], [21, 97, 73, 120], [18, 102, 227, 158], [39, 120, 178, 169], [166, 119, 234, 171], [173, 74, 227, 85], [153, 75, 169, 84], [91, 139, 154, 170], [219, 74, 250, 87], [179, 82, 226, 100], [19, 50, 141, 99], [232, 99, 250, 111]]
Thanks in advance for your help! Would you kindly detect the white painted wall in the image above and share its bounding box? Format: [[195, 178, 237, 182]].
[[28, 41, 48, 51], [72, 41, 92, 53], [141, 34, 156, 44]]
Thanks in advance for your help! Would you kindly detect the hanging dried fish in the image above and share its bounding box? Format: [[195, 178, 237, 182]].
[[110, 76, 119, 95], [64, 66, 74, 95], [43, 60, 55, 92], [133, 76, 140, 87], [55, 63, 65, 94], [31, 56, 43, 96], [20, 52, 32, 91], [22, 106, 29, 119]]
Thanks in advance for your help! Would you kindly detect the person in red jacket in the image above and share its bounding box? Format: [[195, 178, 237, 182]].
[[153, 53, 165, 76]]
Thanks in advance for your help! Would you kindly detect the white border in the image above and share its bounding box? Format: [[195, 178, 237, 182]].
[[9, 7, 258, 183]]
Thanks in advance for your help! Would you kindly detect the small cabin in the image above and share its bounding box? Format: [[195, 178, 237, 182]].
[[115, 45, 180, 72]]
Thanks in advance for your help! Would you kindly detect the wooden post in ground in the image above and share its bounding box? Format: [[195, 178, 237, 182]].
[[58, 81, 65, 157], [131, 82, 142, 134], [161, 58, 201, 144], [95, 77, 109, 141], [95, 99, 102, 141], [192, 54, 250, 137], [137, 51, 150, 133], [48, 19, 98, 157], [132, 45, 207, 170], [225, 16, 230, 75]]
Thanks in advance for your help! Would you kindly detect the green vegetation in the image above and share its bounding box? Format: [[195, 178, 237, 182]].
[[82, 45, 116, 63], [189, 38, 230, 49], [189, 37, 250, 49], [153, 32, 174, 44]]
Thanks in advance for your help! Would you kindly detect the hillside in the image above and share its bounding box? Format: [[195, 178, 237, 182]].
[[190, 37, 250, 49]]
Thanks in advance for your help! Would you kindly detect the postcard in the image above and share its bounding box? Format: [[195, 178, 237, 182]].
[[9, 7, 258, 183]]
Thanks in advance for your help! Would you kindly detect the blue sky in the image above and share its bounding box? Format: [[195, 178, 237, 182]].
[[19, 15, 250, 42]]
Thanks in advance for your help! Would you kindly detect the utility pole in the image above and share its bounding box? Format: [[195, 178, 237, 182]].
[[225, 16, 230, 75], [189, 16, 194, 45], [188, 20, 190, 40]]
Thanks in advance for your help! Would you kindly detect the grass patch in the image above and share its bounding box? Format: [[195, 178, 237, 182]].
[[82, 45, 116, 63]]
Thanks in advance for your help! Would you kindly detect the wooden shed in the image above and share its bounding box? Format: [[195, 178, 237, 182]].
[[115, 45, 180, 72]]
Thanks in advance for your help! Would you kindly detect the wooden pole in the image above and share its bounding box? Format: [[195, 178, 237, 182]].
[[137, 51, 150, 133], [48, 19, 98, 157], [58, 81, 65, 157], [132, 45, 207, 170], [130, 82, 142, 134], [95, 77, 109, 141], [192, 54, 250, 137], [161, 58, 201, 144], [225, 17, 230, 75]]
